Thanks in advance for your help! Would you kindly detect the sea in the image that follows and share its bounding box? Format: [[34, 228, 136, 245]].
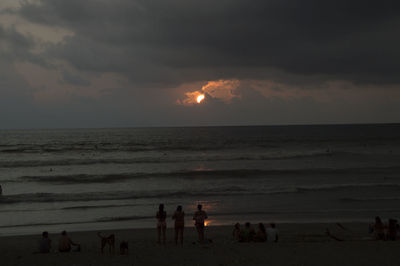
[[0, 124, 399, 236]]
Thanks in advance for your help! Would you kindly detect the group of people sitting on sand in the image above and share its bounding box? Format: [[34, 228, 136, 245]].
[[156, 203, 208, 245], [39, 230, 80, 253], [370, 216, 400, 241], [232, 222, 278, 243]]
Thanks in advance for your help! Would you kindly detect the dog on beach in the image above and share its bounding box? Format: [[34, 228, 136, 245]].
[[120, 241, 129, 255], [97, 232, 115, 254]]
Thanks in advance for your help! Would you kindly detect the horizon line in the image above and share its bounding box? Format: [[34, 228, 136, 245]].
[[1, 122, 399, 131]]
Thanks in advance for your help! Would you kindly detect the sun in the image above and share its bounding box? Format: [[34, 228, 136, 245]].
[[196, 94, 205, 103]]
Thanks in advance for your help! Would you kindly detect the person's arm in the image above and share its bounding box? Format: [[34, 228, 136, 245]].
[[69, 238, 79, 246], [204, 212, 208, 219]]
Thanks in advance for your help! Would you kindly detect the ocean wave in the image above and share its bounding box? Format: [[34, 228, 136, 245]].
[[2, 182, 400, 204], [0, 187, 254, 204], [340, 197, 400, 202], [297, 183, 400, 192], [0, 151, 334, 168], [14, 166, 400, 184], [0, 150, 388, 168]]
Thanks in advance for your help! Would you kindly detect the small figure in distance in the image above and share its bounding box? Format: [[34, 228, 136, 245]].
[[241, 222, 255, 242], [387, 218, 397, 241], [372, 216, 385, 240], [254, 223, 267, 242], [58, 231, 80, 252], [266, 223, 279, 243], [156, 204, 167, 245], [39, 231, 51, 253], [172, 205, 185, 245], [232, 223, 242, 241], [193, 204, 208, 243]]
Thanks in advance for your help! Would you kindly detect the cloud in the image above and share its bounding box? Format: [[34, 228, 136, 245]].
[[10, 0, 400, 87], [60, 70, 91, 86], [178, 80, 240, 105]]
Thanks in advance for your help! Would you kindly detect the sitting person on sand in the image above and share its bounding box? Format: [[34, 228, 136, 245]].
[[58, 231, 80, 252], [232, 223, 242, 241], [39, 231, 51, 253], [172, 205, 185, 245], [156, 204, 167, 244], [373, 216, 385, 240], [193, 204, 208, 243], [266, 223, 279, 242], [241, 222, 255, 242], [254, 223, 267, 242]]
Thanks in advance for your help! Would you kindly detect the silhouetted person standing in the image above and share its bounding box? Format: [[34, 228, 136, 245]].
[[156, 204, 167, 244], [172, 205, 185, 245], [193, 204, 208, 243]]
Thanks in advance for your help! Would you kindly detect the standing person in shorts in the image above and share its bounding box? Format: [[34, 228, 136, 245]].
[[156, 204, 167, 244], [193, 204, 208, 243], [172, 205, 185, 245]]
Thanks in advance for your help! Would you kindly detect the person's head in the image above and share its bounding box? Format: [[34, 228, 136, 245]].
[[42, 231, 48, 238], [197, 204, 202, 211], [177, 205, 182, 212], [375, 216, 382, 224], [245, 222, 251, 228], [159, 204, 164, 212], [61, 230, 67, 236], [270, 223, 276, 228], [234, 223, 240, 229], [258, 223, 266, 232]]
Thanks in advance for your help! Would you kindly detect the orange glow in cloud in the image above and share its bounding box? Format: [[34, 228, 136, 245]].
[[178, 79, 240, 105], [196, 94, 205, 103]]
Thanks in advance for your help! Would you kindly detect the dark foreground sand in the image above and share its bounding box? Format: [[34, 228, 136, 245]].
[[1, 223, 400, 266]]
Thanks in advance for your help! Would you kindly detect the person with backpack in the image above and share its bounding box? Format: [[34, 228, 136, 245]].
[[193, 204, 208, 243]]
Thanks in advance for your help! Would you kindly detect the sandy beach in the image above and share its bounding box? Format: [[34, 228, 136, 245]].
[[1, 222, 400, 266]]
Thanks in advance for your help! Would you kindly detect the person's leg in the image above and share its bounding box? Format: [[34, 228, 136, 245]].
[[179, 227, 184, 245], [200, 226, 204, 242], [157, 226, 161, 244], [162, 225, 166, 244], [174, 227, 178, 245], [196, 225, 201, 241]]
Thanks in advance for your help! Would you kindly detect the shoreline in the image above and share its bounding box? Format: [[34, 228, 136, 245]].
[[0, 219, 376, 237]]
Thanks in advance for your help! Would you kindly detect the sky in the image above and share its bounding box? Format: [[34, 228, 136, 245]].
[[0, 0, 400, 129]]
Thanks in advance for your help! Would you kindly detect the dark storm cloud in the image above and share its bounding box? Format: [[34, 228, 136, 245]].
[[0, 26, 34, 62], [15, 0, 400, 86], [60, 70, 91, 86]]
